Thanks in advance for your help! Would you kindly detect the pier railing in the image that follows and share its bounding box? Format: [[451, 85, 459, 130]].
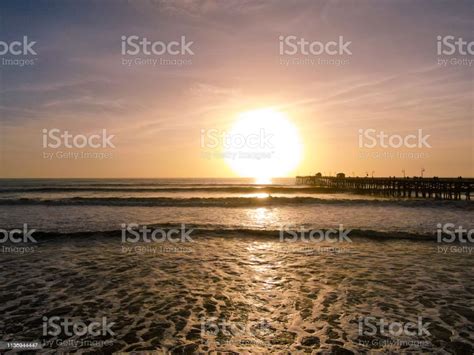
[[295, 176, 473, 200]]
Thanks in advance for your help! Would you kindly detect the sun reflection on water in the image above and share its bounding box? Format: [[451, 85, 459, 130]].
[[255, 177, 272, 185], [249, 207, 277, 227], [246, 242, 278, 291]]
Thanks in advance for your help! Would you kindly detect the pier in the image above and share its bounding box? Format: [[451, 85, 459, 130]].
[[296, 174, 473, 200]]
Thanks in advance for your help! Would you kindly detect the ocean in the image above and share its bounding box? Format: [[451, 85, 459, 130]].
[[1, 178, 474, 353], [0, 178, 472, 236]]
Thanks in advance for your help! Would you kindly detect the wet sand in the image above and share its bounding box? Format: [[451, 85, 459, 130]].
[[1, 234, 473, 354]]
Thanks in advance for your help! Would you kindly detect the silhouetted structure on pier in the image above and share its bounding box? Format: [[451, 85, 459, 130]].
[[296, 174, 473, 200]]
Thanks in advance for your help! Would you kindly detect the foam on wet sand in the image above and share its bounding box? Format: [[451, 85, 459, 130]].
[[1, 234, 473, 353]]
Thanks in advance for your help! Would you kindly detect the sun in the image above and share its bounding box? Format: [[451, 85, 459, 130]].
[[224, 108, 303, 181]]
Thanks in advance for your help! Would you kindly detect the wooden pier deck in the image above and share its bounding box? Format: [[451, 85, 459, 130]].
[[295, 175, 473, 200]]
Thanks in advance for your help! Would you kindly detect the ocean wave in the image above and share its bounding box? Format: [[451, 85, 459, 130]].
[[26, 224, 436, 241], [0, 196, 472, 209], [0, 186, 335, 194]]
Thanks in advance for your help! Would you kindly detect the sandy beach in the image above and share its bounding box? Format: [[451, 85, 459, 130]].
[[1, 232, 473, 354]]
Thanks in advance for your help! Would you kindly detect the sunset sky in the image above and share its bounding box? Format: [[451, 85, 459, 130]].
[[0, 0, 472, 178]]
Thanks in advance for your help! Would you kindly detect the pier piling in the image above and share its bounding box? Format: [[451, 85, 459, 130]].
[[295, 175, 473, 200]]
